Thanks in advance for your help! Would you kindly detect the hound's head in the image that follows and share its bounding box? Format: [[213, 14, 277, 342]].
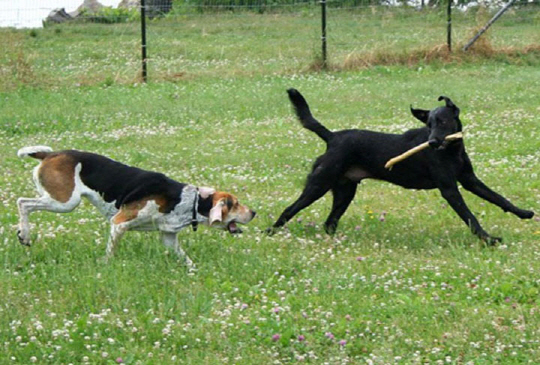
[[198, 187, 256, 234], [411, 96, 463, 149]]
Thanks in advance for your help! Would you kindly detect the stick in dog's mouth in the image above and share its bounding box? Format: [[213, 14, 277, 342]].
[[385, 132, 463, 170]]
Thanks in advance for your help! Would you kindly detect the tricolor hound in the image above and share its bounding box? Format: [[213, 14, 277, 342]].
[[17, 146, 256, 266]]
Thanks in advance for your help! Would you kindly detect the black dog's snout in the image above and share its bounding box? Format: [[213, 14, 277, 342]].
[[428, 138, 443, 149]]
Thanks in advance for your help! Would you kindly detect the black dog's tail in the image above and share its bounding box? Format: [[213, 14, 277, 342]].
[[287, 88, 333, 143]]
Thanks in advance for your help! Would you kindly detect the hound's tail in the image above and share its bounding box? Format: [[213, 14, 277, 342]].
[[287, 88, 333, 143], [17, 146, 53, 160]]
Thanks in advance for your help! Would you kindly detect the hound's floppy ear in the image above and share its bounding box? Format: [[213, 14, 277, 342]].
[[199, 187, 215, 199], [209, 199, 225, 225], [438, 96, 460, 116], [410, 106, 430, 124]]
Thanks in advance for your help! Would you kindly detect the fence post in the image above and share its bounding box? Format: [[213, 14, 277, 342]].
[[321, 0, 327, 69], [447, 0, 452, 52], [462, 0, 516, 51], [140, 0, 148, 83]]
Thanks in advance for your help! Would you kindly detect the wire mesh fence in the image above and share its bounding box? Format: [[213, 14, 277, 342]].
[[0, 0, 538, 87]]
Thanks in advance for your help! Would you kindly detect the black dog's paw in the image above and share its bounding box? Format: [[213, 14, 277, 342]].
[[264, 227, 277, 236], [485, 235, 503, 246], [324, 222, 338, 235], [17, 230, 31, 246], [516, 209, 534, 220]]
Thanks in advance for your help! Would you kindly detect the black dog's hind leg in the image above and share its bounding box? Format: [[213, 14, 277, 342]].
[[269, 183, 330, 232], [437, 178, 501, 245], [324, 180, 357, 234], [268, 157, 343, 233], [458, 172, 534, 220]]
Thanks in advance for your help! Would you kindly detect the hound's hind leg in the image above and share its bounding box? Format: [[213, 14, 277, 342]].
[[17, 195, 81, 246]]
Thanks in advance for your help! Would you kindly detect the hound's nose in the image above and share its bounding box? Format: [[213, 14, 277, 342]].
[[251, 210, 257, 218]]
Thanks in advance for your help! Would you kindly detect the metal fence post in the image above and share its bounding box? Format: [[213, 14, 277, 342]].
[[141, 0, 148, 82], [463, 0, 516, 51], [447, 0, 452, 52], [321, 0, 327, 69]]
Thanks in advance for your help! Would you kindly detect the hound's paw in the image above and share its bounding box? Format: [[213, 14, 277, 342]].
[[17, 230, 31, 246], [186, 263, 197, 275], [100, 256, 111, 264]]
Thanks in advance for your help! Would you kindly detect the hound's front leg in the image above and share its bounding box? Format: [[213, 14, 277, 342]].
[[106, 223, 128, 260], [161, 232, 193, 268]]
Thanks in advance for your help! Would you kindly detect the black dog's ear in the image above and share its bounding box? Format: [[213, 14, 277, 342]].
[[438, 96, 460, 116], [438, 96, 456, 108], [410, 106, 429, 124]]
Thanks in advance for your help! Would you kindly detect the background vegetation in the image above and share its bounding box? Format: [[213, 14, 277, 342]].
[[2, 4, 539, 90], [1, 7, 539, 365]]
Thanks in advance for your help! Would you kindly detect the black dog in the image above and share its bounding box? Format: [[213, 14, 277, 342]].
[[267, 89, 534, 244]]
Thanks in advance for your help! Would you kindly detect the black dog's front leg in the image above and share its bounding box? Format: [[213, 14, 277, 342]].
[[438, 182, 501, 245], [459, 173, 534, 219]]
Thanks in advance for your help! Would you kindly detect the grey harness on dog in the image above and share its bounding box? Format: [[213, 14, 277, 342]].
[[151, 185, 206, 233]]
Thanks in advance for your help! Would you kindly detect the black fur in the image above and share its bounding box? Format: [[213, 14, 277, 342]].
[[267, 89, 534, 244], [62, 150, 187, 213], [197, 193, 214, 217]]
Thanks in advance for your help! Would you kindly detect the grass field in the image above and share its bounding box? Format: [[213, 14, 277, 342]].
[[1, 7, 540, 365]]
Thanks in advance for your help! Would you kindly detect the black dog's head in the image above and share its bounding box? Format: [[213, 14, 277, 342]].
[[410, 96, 462, 149]]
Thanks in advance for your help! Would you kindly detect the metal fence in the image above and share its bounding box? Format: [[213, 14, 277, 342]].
[[1, 0, 539, 86]]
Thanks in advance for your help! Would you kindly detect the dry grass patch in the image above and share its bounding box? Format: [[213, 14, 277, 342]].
[[340, 37, 540, 71], [0, 32, 38, 91]]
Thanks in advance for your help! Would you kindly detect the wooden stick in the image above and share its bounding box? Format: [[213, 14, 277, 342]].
[[384, 132, 463, 170]]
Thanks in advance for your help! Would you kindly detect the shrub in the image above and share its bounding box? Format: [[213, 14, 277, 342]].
[[79, 7, 140, 23]]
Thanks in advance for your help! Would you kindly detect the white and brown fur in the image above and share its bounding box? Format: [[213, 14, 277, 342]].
[[17, 146, 256, 266]]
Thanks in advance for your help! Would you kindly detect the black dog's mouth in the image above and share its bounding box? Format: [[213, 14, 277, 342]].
[[428, 138, 443, 149], [429, 139, 452, 150]]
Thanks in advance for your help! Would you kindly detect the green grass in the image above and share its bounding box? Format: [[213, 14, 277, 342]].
[[1, 8, 540, 365]]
